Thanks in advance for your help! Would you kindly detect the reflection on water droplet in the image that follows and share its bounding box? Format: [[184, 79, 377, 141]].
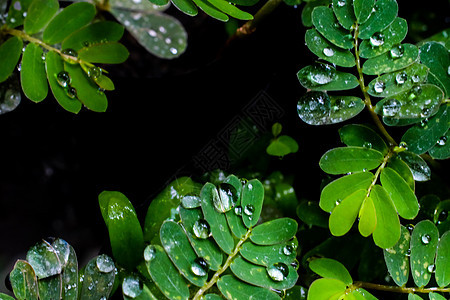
[[283, 245, 293, 256], [437, 210, 448, 223], [159, 26, 167, 33], [213, 183, 238, 213], [66, 86, 77, 99], [123, 275, 142, 298], [390, 45, 404, 59], [307, 63, 335, 85], [337, 0, 346, 6], [193, 219, 210, 239], [61, 49, 78, 64], [267, 262, 289, 282], [323, 47, 335, 57], [234, 206, 242, 216], [421, 234, 431, 244], [56, 71, 71, 88], [181, 195, 201, 209], [96, 255, 115, 273], [191, 257, 209, 276], [406, 224, 414, 232], [427, 264, 435, 273], [437, 136, 447, 146], [87, 66, 102, 79], [382, 98, 401, 117], [399, 141, 408, 150], [447, 65, 450, 76], [144, 245, 156, 262], [405, 249, 411, 257], [395, 72, 408, 85], [383, 116, 399, 126], [374, 81, 385, 93], [370, 32, 384, 47], [148, 29, 157, 37], [169, 47, 178, 55], [363, 142, 372, 149], [244, 204, 255, 216], [335, 199, 342, 206], [291, 259, 299, 271], [411, 75, 420, 83]]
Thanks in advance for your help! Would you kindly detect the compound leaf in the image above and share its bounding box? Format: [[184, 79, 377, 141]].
[[312, 6, 354, 49], [362, 44, 419, 75], [217, 275, 280, 300], [0, 36, 22, 83], [309, 258, 353, 285], [383, 225, 411, 286], [24, 0, 59, 35], [21, 43, 48, 102], [435, 231, 450, 287], [358, 0, 398, 40], [329, 189, 366, 236], [371, 185, 400, 249], [419, 42, 450, 97], [250, 218, 297, 245], [319, 147, 384, 175], [241, 179, 264, 228]]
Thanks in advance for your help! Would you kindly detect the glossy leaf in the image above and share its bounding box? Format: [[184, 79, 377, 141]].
[[362, 44, 419, 75], [408, 294, 423, 300], [410, 220, 439, 287], [223, 176, 247, 239], [401, 105, 449, 155], [429, 293, 447, 300], [230, 256, 298, 290], [43, 2, 96, 44], [397, 151, 431, 181], [358, 0, 398, 39], [160, 221, 207, 286], [353, 0, 375, 24], [371, 185, 400, 249], [266, 135, 299, 157], [77, 42, 128, 64], [319, 147, 384, 175], [312, 6, 354, 49], [203, 294, 223, 300], [386, 157, 415, 191], [296, 200, 328, 228], [45, 51, 82, 113], [301, 0, 331, 27], [0, 36, 22, 83], [297, 92, 364, 125], [374, 84, 444, 120], [61, 243, 78, 300], [435, 231, 450, 287], [145, 245, 189, 300], [309, 258, 352, 285], [26, 240, 61, 279], [207, 0, 253, 20], [307, 278, 347, 300], [20, 43, 48, 102], [367, 63, 429, 98], [320, 172, 374, 212], [419, 42, 450, 96], [217, 275, 280, 300], [297, 63, 359, 91], [0, 293, 15, 300], [98, 191, 145, 269], [383, 225, 410, 286], [429, 130, 450, 159], [171, 0, 198, 16], [24, 0, 59, 35], [339, 124, 388, 154], [191, 0, 229, 21], [5, 0, 32, 28], [200, 183, 235, 254], [359, 17, 408, 59], [241, 179, 264, 228], [79, 255, 115, 299], [332, 0, 356, 30], [0, 74, 21, 114], [10, 260, 39, 300], [329, 189, 366, 236], [250, 218, 297, 245], [62, 21, 125, 51], [37, 275, 62, 300], [239, 240, 297, 267], [358, 196, 377, 237]]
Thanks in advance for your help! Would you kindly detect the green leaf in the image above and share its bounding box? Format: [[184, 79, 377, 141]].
[[203, 294, 223, 300], [241, 179, 264, 228], [217, 275, 281, 300], [429, 130, 450, 159], [43, 2, 96, 44], [37, 275, 61, 300], [408, 294, 423, 300], [98, 191, 145, 269], [362, 44, 419, 75], [144, 177, 199, 243], [380, 167, 419, 219], [397, 151, 431, 181], [301, 0, 331, 27], [367, 63, 429, 98], [240, 240, 297, 267], [223, 176, 247, 239], [191, 0, 229, 21], [206, 0, 253, 20], [0, 36, 22, 83], [297, 63, 359, 91], [91, 73, 115, 91], [0, 293, 15, 300], [383, 225, 410, 286], [435, 231, 450, 287], [358, 196, 377, 237], [352, 288, 377, 300], [26, 240, 61, 279], [419, 42, 450, 96], [371, 185, 400, 249], [61, 242, 78, 300], [296, 200, 328, 228], [297, 92, 364, 125], [200, 183, 235, 254], [353, 0, 375, 24], [358, 0, 398, 40], [402, 105, 449, 155], [20, 43, 48, 102], [250, 218, 297, 245], [10, 260, 39, 300], [429, 293, 447, 300], [171, 0, 198, 16], [45, 51, 82, 113], [145, 245, 189, 300], [266, 135, 299, 157], [386, 157, 415, 191], [319, 147, 384, 175], [160, 221, 208, 287], [320, 172, 375, 212], [24, 0, 59, 35], [77, 42, 128, 64], [178, 207, 223, 271], [79, 255, 116, 299], [339, 124, 388, 154], [309, 258, 352, 285], [230, 256, 298, 290], [374, 84, 444, 120], [6, 0, 32, 28], [312, 6, 354, 49], [331, 0, 356, 30], [307, 278, 347, 300], [305, 29, 355, 67], [62, 21, 125, 51], [359, 17, 408, 59], [410, 220, 439, 287], [329, 189, 366, 236]]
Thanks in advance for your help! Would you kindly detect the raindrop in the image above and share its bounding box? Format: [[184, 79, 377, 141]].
[[16, 63, 21, 71], [399, 141, 408, 150], [323, 47, 335, 57], [234, 206, 242, 216], [307, 63, 335, 85], [291, 259, 299, 271], [169, 47, 178, 55], [411, 75, 420, 83], [61, 48, 78, 64], [148, 29, 157, 37], [181, 195, 201, 209], [244, 204, 255, 216], [13, 1, 21, 10], [436, 136, 447, 146], [123, 275, 143, 298], [66, 86, 77, 99], [427, 264, 435, 273], [335, 199, 342, 206], [374, 81, 385, 93], [0, 82, 21, 114], [87, 66, 102, 79], [213, 183, 238, 213], [283, 245, 293, 256], [56, 71, 71, 88], [390, 45, 404, 59], [382, 98, 401, 117], [395, 72, 408, 85], [96, 255, 115, 273], [143, 245, 156, 262], [165, 37, 172, 44], [370, 32, 384, 47], [421, 234, 431, 244], [159, 26, 167, 33], [191, 257, 209, 276], [337, 0, 346, 6], [406, 224, 414, 232], [267, 262, 289, 282], [419, 119, 428, 128], [405, 249, 411, 257], [421, 107, 431, 118], [193, 219, 210, 239], [437, 211, 448, 223], [363, 142, 372, 149]]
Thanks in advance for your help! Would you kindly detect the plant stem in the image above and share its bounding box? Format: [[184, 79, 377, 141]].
[[352, 281, 450, 294], [353, 24, 397, 147], [192, 229, 253, 300]]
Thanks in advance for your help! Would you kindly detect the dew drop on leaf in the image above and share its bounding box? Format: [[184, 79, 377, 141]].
[[96, 254, 115, 273], [323, 47, 335, 57], [193, 219, 211, 239], [0, 80, 21, 114], [437, 211, 448, 223], [66, 86, 77, 99], [61, 49, 78, 64], [427, 264, 435, 273], [382, 98, 402, 117], [405, 249, 411, 257], [244, 204, 255, 216], [421, 234, 431, 244], [436, 136, 447, 146], [411, 75, 420, 83], [283, 245, 293, 255], [337, 0, 346, 6], [307, 63, 335, 85], [390, 45, 404, 59], [87, 66, 102, 79], [374, 81, 385, 93], [56, 71, 71, 88], [420, 119, 428, 128], [214, 183, 238, 213], [363, 141, 372, 149], [234, 206, 242, 216], [399, 141, 408, 150], [169, 47, 178, 55], [123, 275, 143, 298], [370, 32, 385, 47], [143, 245, 156, 262], [267, 262, 289, 282], [191, 257, 209, 276], [395, 72, 408, 85], [181, 195, 201, 209]]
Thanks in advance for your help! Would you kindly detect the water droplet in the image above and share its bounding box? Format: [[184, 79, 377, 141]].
[[159, 26, 167, 33], [283, 245, 293, 255], [382, 98, 402, 117], [244, 204, 255, 216], [181, 195, 201, 209], [123, 275, 143, 298], [13, 1, 21, 10], [437, 136, 447, 146], [363, 142, 372, 149], [447, 65, 450, 76], [267, 262, 289, 282], [144, 245, 156, 262], [395, 72, 408, 85], [234, 206, 242, 216], [406, 224, 414, 232], [370, 32, 384, 47], [427, 264, 435, 273], [165, 37, 172, 44], [323, 47, 335, 57], [337, 0, 346, 6], [96, 255, 115, 273], [390, 45, 404, 59], [421, 234, 431, 244], [169, 47, 178, 55], [61, 48, 78, 64], [421, 107, 431, 118], [307, 63, 335, 85], [374, 81, 385, 93], [87, 66, 102, 79], [148, 29, 157, 37], [405, 249, 411, 257], [193, 219, 210, 239], [66, 86, 77, 99], [213, 183, 238, 213], [399, 141, 408, 150], [291, 259, 299, 271], [411, 75, 420, 83], [56, 71, 71, 88], [437, 210, 448, 223], [335, 199, 342, 206], [191, 257, 209, 276], [420, 119, 428, 128]]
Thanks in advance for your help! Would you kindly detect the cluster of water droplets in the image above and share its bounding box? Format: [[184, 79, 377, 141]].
[[382, 98, 402, 117], [96, 255, 115, 273], [307, 63, 336, 86], [56, 71, 77, 99], [122, 275, 143, 298], [181, 194, 202, 209]]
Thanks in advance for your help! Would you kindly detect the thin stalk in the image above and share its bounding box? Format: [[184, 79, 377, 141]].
[[234, 0, 283, 38], [192, 229, 253, 300], [352, 281, 450, 294]]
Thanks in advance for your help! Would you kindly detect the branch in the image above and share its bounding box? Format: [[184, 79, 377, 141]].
[[353, 281, 450, 294]]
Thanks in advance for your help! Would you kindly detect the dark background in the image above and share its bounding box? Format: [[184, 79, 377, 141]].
[[0, 0, 449, 296]]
